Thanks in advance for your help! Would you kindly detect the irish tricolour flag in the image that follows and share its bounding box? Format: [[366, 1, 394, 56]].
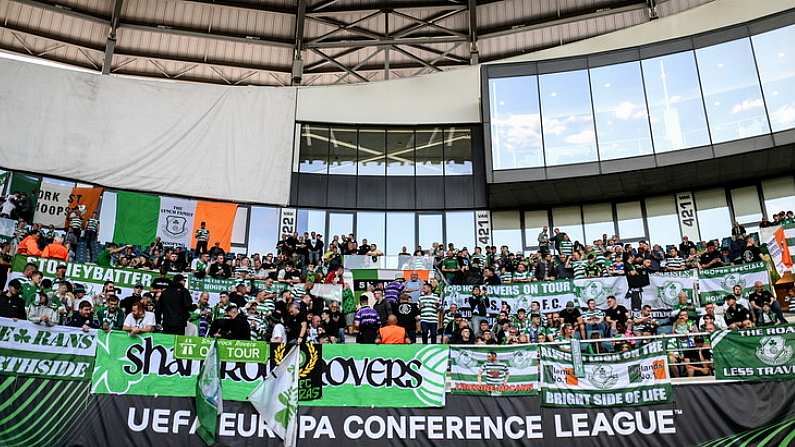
[[98, 191, 237, 249]]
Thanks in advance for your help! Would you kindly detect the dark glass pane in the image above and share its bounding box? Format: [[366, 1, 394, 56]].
[[358, 128, 386, 176], [298, 125, 329, 173], [387, 129, 415, 176], [415, 128, 444, 176], [328, 127, 357, 175], [444, 128, 472, 175]]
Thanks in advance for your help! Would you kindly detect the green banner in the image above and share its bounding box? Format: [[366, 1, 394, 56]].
[[11, 255, 164, 297], [174, 336, 269, 363], [186, 276, 289, 295], [539, 340, 672, 408], [91, 331, 268, 401], [443, 282, 578, 314], [304, 344, 449, 408], [449, 345, 539, 396], [0, 317, 97, 380], [713, 324, 795, 381], [697, 262, 771, 306]]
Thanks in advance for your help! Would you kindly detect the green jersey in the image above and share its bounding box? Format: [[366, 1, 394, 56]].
[[559, 240, 574, 257], [480, 362, 509, 385], [571, 260, 587, 279], [195, 228, 209, 242], [418, 294, 440, 324], [96, 306, 125, 330]]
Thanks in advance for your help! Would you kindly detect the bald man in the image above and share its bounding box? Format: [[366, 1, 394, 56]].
[[377, 315, 410, 344]]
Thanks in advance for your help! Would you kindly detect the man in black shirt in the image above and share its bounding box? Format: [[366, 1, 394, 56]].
[[559, 301, 583, 327], [724, 295, 753, 330], [228, 283, 250, 308], [209, 303, 251, 340], [0, 279, 26, 319], [208, 255, 232, 278], [741, 237, 762, 264], [326, 301, 346, 342], [679, 236, 696, 259], [158, 275, 195, 335], [395, 293, 419, 342], [483, 267, 501, 285], [284, 302, 308, 344], [748, 281, 786, 324], [699, 242, 723, 269], [121, 283, 144, 316], [604, 295, 629, 332], [67, 301, 100, 331], [468, 286, 490, 335]]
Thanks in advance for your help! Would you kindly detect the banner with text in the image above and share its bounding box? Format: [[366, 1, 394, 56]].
[[712, 323, 795, 381], [9, 255, 165, 298], [442, 282, 578, 316], [540, 341, 672, 408], [697, 262, 771, 306], [641, 271, 698, 317], [0, 317, 97, 380], [91, 331, 269, 401], [33, 180, 74, 228], [449, 344, 539, 396], [303, 344, 448, 408], [156, 197, 197, 247]]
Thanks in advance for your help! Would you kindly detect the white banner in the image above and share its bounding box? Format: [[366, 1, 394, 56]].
[[475, 210, 492, 247], [675, 192, 700, 241], [156, 197, 197, 247], [33, 180, 73, 228], [760, 224, 795, 275], [573, 276, 629, 309], [698, 262, 771, 306], [280, 208, 297, 237], [641, 271, 698, 311]]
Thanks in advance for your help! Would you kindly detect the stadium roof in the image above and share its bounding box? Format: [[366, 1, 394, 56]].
[[0, 0, 712, 86]]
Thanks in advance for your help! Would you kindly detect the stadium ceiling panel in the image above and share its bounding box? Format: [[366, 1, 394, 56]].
[[0, 0, 714, 86]]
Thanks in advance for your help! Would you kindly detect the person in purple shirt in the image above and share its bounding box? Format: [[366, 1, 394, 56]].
[[384, 276, 405, 304], [354, 296, 381, 344]]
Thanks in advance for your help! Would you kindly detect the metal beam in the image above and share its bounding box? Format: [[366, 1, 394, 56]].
[[102, 0, 124, 75], [179, 0, 295, 16], [305, 11, 383, 44], [467, 0, 478, 64], [479, 1, 646, 40], [306, 1, 467, 16], [331, 47, 384, 83], [303, 47, 361, 71], [291, 0, 307, 85], [405, 44, 468, 64], [118, 22, 294, 49], [389, 10, 467, 38], [8, 0, 109, 25], [306, 35, 466, 49], [308, 48, 369, 82], [390, 45, 442, 72]]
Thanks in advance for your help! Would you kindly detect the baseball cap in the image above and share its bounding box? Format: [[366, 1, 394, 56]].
[[565, 301, 575, 308], [151, 277, 172, 289]]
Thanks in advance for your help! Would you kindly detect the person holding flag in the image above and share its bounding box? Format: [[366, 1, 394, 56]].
[[196, 340, 223, 446], [248, 345, 300, 447]]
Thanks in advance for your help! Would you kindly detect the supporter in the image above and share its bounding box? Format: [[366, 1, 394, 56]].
[[558, 301, 583, 335], [748, 281, 786, 324], [96, 295, 125, 331], [604, 296, 629, 333], [41, 235, 68, 261], [633, 305, 658, 335], [158, 275, 195, 335], [697, 303, 727, 330], [120, 284, 144, 316], [0, 279, 26, 319], [16, 230, 41, 256], [418, 283, 440, 344], [383, 275, 404, 304], [194, 221, 210, 255], [353, 296, 380, 344], [404, 271, 423, 302], [228, 283, 250, 308], [372, 290, 393, 326], [377, 315, 410, 344], [685, 336, 713, 377], [788, 287, 795, 312], [209, 303, 251, 341], [740, 236, 762, 264], [668, 310, 696, 377], [27, 291, 58, 326], [121, 301, 155, 334], [67, 301, 100, 332], [246, 301, 268, 341], [189, 292, 213, 337], [669, 292, 699, 322], [757, 303, 778, 327], [394, 293, 419, 343], [208, 254, 232, 278], [724, 295, 754, 330], [325, 301, 345, 343], [482, 267, 501, 285], [699, 241, 723, 269]]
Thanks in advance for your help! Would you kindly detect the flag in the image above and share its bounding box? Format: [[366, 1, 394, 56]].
[[68, 186, 103, 223], [101, 191, 237, 249], [196, 340, 223, 445], [8, 172, 41, 222], [33, 178, 75, 227], [248, 345, 299, 447]]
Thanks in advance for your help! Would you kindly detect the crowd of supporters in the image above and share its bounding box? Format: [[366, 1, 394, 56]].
[[1, 188, 794, 379]]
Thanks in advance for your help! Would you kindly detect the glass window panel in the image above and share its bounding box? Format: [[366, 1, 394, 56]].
[[356, 212, 385, 250], [583, 203, 614, 243], [445, 211, 475, 250], [642, 51, 711, 152], [328, 127, 357, 175], [248, 206, 279, 256], [297, 209, 326, 237], [387, 212, 415, 255], [616, 201, 645, 239], [590, 62, 654, 160], [386, 130, 415, 176], [488, 76, 544, 169], [646, 196, 681, 246], [232, 207, 248, 245], [552, 206, 584, 244], [328, 213, 354, 240], [540, 70, 598, 166], [762, 177, 795, 217], [730, 186, 762, 224], [696, 38, 770, 143], [358, 129, 385, 175], [523, 210, 550, 249], [444, 128, 473, 175], [695, 189, 731, 242], [752, 25, 795, 132], [492, 210, 522, 253], [418, 214, 443, 252], [415, 128, 444, 176], [298, 125, 329, 173]]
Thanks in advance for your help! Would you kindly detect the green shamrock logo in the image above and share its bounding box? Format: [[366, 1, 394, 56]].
[[13, 329, 31, 343]]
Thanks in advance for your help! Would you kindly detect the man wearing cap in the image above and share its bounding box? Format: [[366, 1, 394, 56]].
[[559, 301, 583, 335], [0, 279, 26, 319], [229, 282, 250, 308], [121, 283, 145, 316], [158, 274, 195, 335], [699, 241, 723, 269]]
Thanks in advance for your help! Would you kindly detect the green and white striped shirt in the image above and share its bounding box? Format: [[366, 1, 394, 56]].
[[581, 309, 605, 323], [195, 228, 210, 241], [559, 240, 574, 257], [69, 215, 82, 229], [512, 271, 530, 281], [85, 218, 99, 232], [480, 362, 509, 385], [418, 294, 440, 324], [571, 260, 587, 280], [664, 257, 685, 270]]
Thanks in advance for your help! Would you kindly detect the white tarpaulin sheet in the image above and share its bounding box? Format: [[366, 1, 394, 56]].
[[0, 58, 295, 205]]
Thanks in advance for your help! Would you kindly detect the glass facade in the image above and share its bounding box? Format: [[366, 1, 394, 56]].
[[486, 24, 795, 170], [297, 125, 472, 177]]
